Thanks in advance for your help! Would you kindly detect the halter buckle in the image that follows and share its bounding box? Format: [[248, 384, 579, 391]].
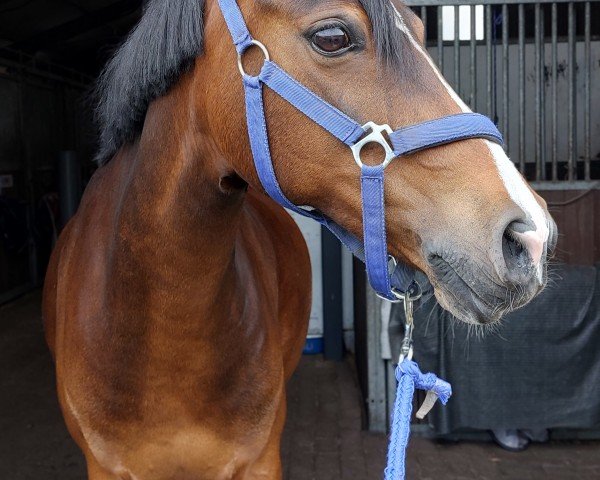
[[351, 122, 396, 169]]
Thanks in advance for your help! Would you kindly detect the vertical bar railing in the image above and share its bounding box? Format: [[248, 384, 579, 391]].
[[567, 2, 577, 181], [421, 6, 428, 43], [502, 3, 509, 148], [454, 5, 461, 92], [540, 10, 545, 180], [409, 0, 596, 183], [518, 3, 525, 174], [584, 1, 591, 181], [551, 2, 558, 181], [535, 3, 543, 180], [437, 7, 444, 71], [486, 4, 493, 118], [470, 5, 477, 109]]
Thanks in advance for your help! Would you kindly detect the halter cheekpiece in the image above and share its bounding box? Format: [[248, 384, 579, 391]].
[[217, 0, 504, 303]]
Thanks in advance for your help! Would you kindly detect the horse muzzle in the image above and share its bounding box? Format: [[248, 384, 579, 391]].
[[424, 215, 557, 325]]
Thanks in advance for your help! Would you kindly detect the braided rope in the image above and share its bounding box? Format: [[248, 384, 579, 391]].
[[384, 361, 452, 480]]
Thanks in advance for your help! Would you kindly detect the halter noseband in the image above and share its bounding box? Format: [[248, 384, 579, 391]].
[[218, 0, 504, 302]]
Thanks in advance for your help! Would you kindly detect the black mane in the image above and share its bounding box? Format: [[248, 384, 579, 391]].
[[94, 0, 407, 164]]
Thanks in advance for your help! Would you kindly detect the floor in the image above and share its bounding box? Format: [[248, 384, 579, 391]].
[[1, 292, 599, 480]]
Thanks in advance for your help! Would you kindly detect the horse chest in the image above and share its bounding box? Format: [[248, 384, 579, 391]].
[[62, 364, 284, 478]]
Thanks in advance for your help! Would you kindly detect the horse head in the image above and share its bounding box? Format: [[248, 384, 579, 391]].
[[96, 0, 556, 325]]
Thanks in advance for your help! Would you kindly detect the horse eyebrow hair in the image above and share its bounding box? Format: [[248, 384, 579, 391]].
[[358, 0, 412, 69]]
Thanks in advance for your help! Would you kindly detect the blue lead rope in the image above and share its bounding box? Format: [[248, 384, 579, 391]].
[[385, 361, 452, 480]]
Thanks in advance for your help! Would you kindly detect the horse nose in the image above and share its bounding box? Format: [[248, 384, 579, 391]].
[[500, 219, 545, 282]]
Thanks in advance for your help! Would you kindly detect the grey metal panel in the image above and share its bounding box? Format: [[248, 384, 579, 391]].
[[365, 286, 387, 433]]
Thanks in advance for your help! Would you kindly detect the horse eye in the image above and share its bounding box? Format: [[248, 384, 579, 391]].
[[312, 26, 351, 54]]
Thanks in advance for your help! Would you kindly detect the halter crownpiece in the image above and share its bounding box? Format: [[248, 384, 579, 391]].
[[217, 0, 504, 302]]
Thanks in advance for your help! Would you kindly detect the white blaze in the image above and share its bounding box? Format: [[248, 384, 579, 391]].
[[390, 4, 549, 270]]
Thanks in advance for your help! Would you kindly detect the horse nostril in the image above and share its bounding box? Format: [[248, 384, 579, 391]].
[[503, 228, 528, 272], [502, 220, 544, 277]]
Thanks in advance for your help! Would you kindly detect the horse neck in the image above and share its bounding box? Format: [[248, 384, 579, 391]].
[[109, 79, 246, 331]]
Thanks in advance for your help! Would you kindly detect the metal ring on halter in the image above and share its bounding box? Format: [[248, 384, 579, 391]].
[[375, 255, 404, 303], [375, 256, 422, 303], [402, 281, 422, 303], [237, 40, 270, 77], [350, 122, 396, 169]]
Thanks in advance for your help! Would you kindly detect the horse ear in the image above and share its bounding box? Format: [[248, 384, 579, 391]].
[[95, 0, 205, 165]]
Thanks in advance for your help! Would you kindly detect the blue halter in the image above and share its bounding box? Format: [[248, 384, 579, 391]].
[[217, 0, 503, 302]]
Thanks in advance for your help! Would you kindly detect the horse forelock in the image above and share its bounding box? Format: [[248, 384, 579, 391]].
[[93, 0, 413, 165]]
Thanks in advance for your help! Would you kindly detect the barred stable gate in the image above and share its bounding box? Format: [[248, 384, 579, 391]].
[[355, 0, 600, 432]]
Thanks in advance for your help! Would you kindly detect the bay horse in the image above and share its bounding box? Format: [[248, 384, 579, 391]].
[[43, 0, 556, 478]]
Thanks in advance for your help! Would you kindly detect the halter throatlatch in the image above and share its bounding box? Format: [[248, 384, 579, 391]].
[[217, 0, 503, 303]]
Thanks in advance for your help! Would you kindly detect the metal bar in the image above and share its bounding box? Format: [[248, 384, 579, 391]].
[[365, 287, 387, 433], [341, 247, 354, 352], [502, 3, 509, 147], [551, 2, 558, 181], [437, 6, 444, 71], [568, 1, 577, 181], [454, 5, 460, 92], [470, 5, 477, 109], [535, 3, 543, 180], [421, 5, 427, 36], [530, 180, 600, 191], [540, 6, 546, 180], [486, 4, 492, 118], [404, 0, 589, 6], [584, 1, 591, 180], [321, 227, 344, 361], [518, 3, 525, 173]]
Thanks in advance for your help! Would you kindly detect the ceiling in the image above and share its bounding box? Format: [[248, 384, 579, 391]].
[[0, 0, 144, 76]]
